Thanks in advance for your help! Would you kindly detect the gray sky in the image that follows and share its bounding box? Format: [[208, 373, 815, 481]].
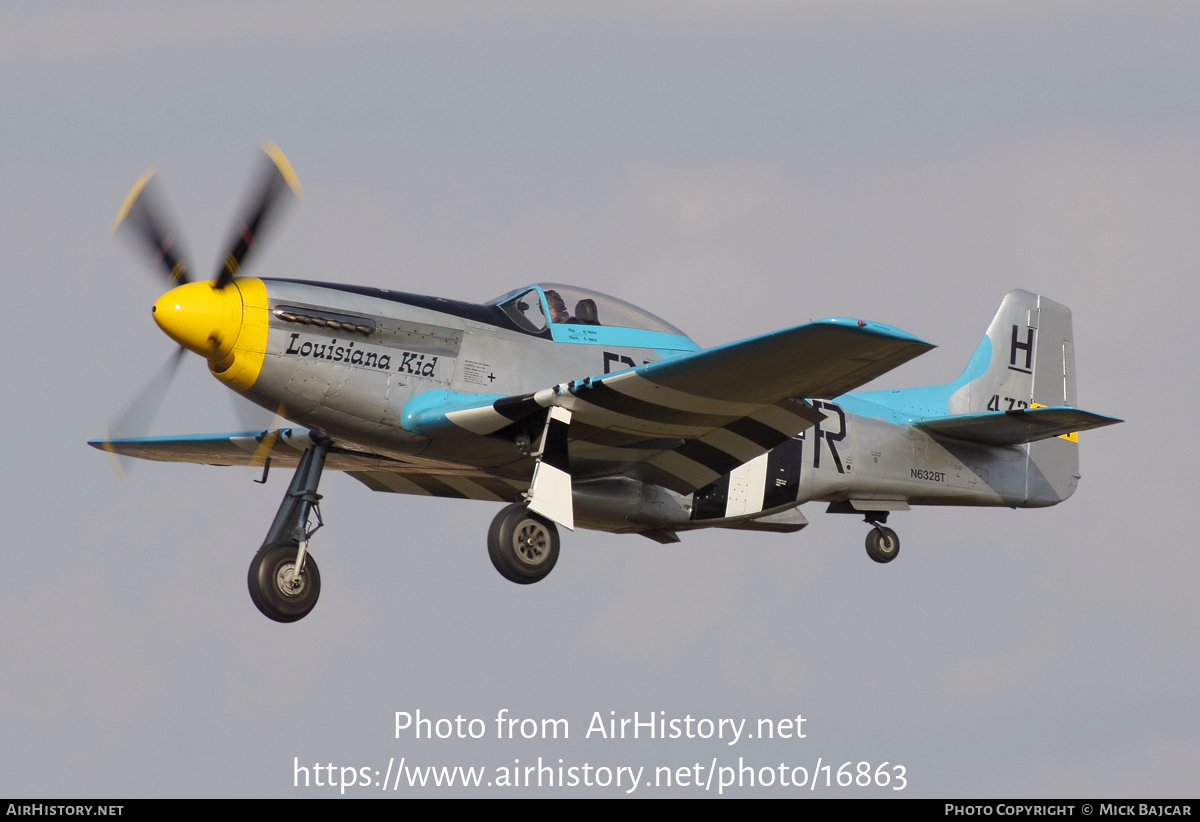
[[0, 0, 1195, 797]]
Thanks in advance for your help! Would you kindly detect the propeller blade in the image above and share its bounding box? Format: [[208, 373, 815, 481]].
[[248, 403, 289, 485], [99, 346, 187, 478], [112, 170, 192, 286], [232, 397, 289, 467], [214, 141, 302, 288], [230, 392, 279, 432]]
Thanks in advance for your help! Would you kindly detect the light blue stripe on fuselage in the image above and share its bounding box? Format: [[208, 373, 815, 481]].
[[549, 323, 700, 352], [838, 333, 992, 424]]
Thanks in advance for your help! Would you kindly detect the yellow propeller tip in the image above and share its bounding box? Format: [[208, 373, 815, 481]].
[[99, 431, 130, 482], [261, 141, 303, 199], [112, 169, 156, 234]]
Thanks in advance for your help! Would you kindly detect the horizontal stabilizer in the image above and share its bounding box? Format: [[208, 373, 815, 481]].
[[918, 406, 1122, 446]]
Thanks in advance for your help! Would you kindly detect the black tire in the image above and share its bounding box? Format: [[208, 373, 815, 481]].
[[487, 503, 560, 584], [248, 541, 322, 622], [865, 527, 900, 563]]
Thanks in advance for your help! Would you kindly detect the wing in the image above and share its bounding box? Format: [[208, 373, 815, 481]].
[[93, 319, 932, 505], [93, 428, 392, 469], [344, 470, 524, 502], [408, 317, 934, 494], [89, 428, 527, 501], [918, 406, 1122, 446]]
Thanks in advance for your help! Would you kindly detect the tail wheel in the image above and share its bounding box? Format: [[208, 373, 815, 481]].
[[865, 527, 900, 563], [488, 503, 560, 584], [248, 541, 321, 622]]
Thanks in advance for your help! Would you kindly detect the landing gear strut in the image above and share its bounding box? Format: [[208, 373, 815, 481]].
[[488, 503, 560, 584], [862, 512, 900, 564], [248, 437, 330, 622]]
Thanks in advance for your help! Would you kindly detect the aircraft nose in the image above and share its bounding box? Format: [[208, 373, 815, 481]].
[[152, 281, 244, 360]]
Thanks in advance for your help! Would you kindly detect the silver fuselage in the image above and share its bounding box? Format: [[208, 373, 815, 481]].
[[233, 279, 1073, 535]]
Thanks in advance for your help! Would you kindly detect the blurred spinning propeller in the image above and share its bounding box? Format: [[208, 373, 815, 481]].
[[103, 142, 302, 476], [215, 142, 302, 288]]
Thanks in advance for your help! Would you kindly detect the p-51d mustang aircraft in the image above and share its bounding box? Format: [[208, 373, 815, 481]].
[[93, 145, 1122, 623]]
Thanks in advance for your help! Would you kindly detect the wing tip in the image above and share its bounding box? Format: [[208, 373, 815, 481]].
[[91, 436, 130, 481], [814, 317, 935, 349]]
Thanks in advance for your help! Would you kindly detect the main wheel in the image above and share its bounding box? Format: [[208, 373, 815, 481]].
[[248, 541, 322, 622], [865, 527, 900, 563], [488, 503, 560, 584]]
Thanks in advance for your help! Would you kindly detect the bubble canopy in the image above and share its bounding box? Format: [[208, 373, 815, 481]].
[[487, 283, 699, 352]]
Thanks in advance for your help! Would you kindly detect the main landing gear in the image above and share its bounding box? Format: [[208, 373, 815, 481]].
[[487, 405, 568, 585], [862, 512, 900, 564], [487, 503, 560, 584], [248, 437, 330, 622]]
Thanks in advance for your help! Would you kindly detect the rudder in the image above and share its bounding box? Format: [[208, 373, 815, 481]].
[[950, 290, 1080, 504]]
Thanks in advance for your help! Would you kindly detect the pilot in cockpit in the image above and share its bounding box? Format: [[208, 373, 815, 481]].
[[544, 290, 571, 323]]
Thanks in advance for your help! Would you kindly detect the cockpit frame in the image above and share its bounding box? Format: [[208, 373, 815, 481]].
[[487, 283, 699, 353]]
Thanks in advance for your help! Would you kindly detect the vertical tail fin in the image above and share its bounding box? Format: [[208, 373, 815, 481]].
[[850, 290, 1102, 505], [949, 289, 1076, 415], [950, 290, 1080, 504]]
